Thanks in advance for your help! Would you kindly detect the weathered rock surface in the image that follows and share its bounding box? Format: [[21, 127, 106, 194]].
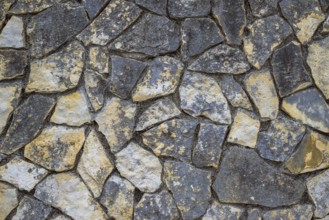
[[164, 161, 211, 219], [12, 196, 52, 220], [179, 71, 231, 124], [81, 0, 109, 19], [87, 46, 109, 74], [262, 204, 313, 220], [247, 208, 262, 220], [48, 214, 71, 220], [9, 0, 54, 14], [0, 0, 15, 28], [0, 182, 18, 220], [203, 201, 245, 220], [24, 126, 85, 172], [0, 16, 25, 48], [213, 147, 305, 207], [168, 0, 210, 18], [0, 49, 27, 80], [323, 16, 329, 33], [84, 69, 106, 112], [115, 142, 162, 192], [136, 0, 167, 15], [320, 0, 329, 10], [248, 0, 279, 17]]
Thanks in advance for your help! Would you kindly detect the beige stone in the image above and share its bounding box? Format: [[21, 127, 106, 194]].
[[262, 203, 313, 220], [203, 201, 245, 220], [0, 16, 25, 48], [87, 46, 109, 74], [0, 182, 18, 220]]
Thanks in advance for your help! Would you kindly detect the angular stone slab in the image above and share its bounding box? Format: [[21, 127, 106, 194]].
[[0, 16, 25, 48], [0, 49, 27, 80], [87, 46, 109, 74], [248, 0, 279, 17], [0, 182, 18, 220], [168, 0, 210, 18], [213, 147, 305, 207], [9, 0, 54, 14], [84, 69, 107, 112], [203, 201, 245, 220], [81, 0, 109, 19], [12, 196, 52, 220], [262, 204, 313, 220], [0, 0, 15, 28], [135, 0, 167, 15]]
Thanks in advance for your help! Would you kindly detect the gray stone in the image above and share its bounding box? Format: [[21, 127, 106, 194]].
[[0, 16, 25, 48], [247, 208, 262, 220], [142, 119, 198, 161], [87, 46, 109, 74], [12, 196, 52, 220], [84, 69, 106, 112], [48, 214, 71, 220], [82, 0, 109, 19], [181, 18, 224, 61], [248, 0, 279, 17], [168, 0, 210, 18], [321, 0, 329, 10], [0, 49, 27, 80], [188, 44, 250, 74], [136, 0, 167, 15], [213, 147, 305, 207], [0, 182, 18, 220], [323, 16, 329, 33], [164, 161, 212, 219], [0, 0, 15, 28], [9, 0, 54, 14], [0, 154, 6, 162], [202, 201, 245, 220], [262, 204, 313, 220], [0, 95, 55, 155]]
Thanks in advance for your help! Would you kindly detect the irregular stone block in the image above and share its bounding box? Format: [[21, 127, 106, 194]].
[[12, 196, 52, 220], [9, 0, 54, 14], [168, 0, 210, 18], [203, 201, 245, 220], [0, 16, 25, 48], [248, 0, 279, 17], [81, 0, 109, 19], [0, 49, 27, 81], [135, 0, 167, 15], [0, 0, 15, 28], [262, 204, 313, 220], [84, 69, 107, 112], [0, 182, 18, 220], [87, 46, 109, 74]]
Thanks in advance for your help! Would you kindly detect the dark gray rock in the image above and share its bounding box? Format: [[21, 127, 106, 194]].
[[164, 161, 211, 219], [8, 0, 54, 14], [213, 147, 305, 207], [0, 95, 55, 155], [0, 49, 27, 81], [248, 0, 279, 17], [181, 18, 224, 61], [12, 196, 52, 220], [82, 0, 109, 19], [262, 204, 313, 220], [84, 69, 107, 112], [168, 0, 211, 18], [320, 0, 329, 10], [203, 201, 245, 219], [135, 0, 167, 15]]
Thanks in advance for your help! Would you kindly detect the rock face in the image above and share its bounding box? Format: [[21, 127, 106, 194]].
[[0, 49, 27, 80], [0, 0, 15, 28], [81, 0, 109, 19], [84, 69, 106, 112], [135, 0, 167, 15], [0, 182, 18, 220], [87, 46, 109, 74], [168, 0, 211, 18], [213, 147, 305, 207], [12, 196, 52, 220], [0, 16, 25, 48], [9, 0, 54, 14], [203, 201, 245, 220], [262, 204, 313, 220], [248, 0, 279, 17]]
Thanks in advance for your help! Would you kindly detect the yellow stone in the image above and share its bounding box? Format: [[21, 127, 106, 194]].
[[0, 182, 18, 220]]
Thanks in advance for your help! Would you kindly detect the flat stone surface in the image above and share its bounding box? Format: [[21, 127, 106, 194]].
[[0, 16, 25, 48], [213, 147, 305, 207], [212, 0, 246, 45], [282, 88, 329, 133], [0, 182, 18, 220], [141, 119, 198, 161], [27, 41, 85, 93], [202, 201, 245, 220], [95, 97, 137, 153], [81, 0, 109, 19], [87, 46, 109, 74], [0, 95, 55, 155], [9, 0, 54, 14], [135, 0, 167, 15], [272, 41, 312, 97], [84, 69, 107, 112], [248, 0, 279, 17], [179, 71, 231, 124], [243, 15, 292, 69], [188, 44, 250, 74], [12, 196, 52, 220], [115, 142, 162, 192], [168, 0, 210, 18], [0, 156, 48, 192], [164, 161, 211, 219], [262, 204, 313, 220], [181, 18, 224, 61], [133, 56, 183, 102], [24, 126, 85, 172], [0, 49, 27, 80]]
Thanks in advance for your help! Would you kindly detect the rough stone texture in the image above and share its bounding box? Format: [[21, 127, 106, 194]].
[[48, 215, 71, 220], [248, 0, 279, 17], [12, 196, 52, 220], [0, 16, 25, 48], [323, 16, 329, 33], [81, 0, 109, 19], [136, 0, 167, 15], [203, 201, 245, 220], [213, 147, 305, 207], [141, 119, 198, 161], [115, 142, 162, 192], [247, 208, 262, 220], [164, 161, 212, 219], [168, 0, 210, 18], [24, 126, 85, 172], [0, 49, 27, 80], [9, 0, 54, 14], [86, 46, 109, 74], [84, 69, 106, 112], [321, 0, 329, 10], [0, 0, 15, 28], [262, 204, 313, 220], [0, 182, 18, 220], [179, 71, 231, 124]]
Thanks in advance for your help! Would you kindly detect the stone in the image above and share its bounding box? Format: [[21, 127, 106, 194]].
[[134, 190, 180, 220], [77, 129, 114, 198], [82, 0, 109, 19], [323, 16, 329, 33], [164, 161, 211, 219], [9, 0, 54, 14], [280, 0, 325, 44], [307, 36, 329, 99], [0, 156, 48, 191], [244, 69, 279, 120], [247, 209, 262, 220], [77, 0, 141, 46], [212, 0, 246, 45], [141, 119, 198, 161], [0, 154, 6, 162], [12, 196, 52, 220], [192, 123, 228, 168], [243, 15, 292, 69], [136, 97, 181, 131], [0, 0, 15, 28], [282, 88, 329, 133], [110, 13, 180, 56], [248, 0, 279, 17], [179, 71, 232, 124], [213, 147, 305, 207], [132, 56, 183, 102], [84, 69, 107, 112], [100, 174, 135, 220], [0, 49, 27, 80], [320, 0, 329, 10], [50, 90, 92, 126], [48, 215, 71, 220], [109, 55, 147, 99], [168, 0, 210, 18], [115, 142, 162, 192], [135, 0, 167, 15], [272, 41, 312, 97], [26, 41, 85, 93], [27, 3, 88, 57], [95, 97, 137, 153], [202, 201, 245, 220], [0, 182, 18, 220], [181, 18, 224, 61], [35, 173, 108, 220], [87, 46, 109, 74], [227, 109, 260, 148], [24, 126, 85, 172], [257, 114, 306, 162], [262, 204, 313, 220], [188, 44, 250, 74], [0, 16, 25, 48], [0, 95, 55, 155]]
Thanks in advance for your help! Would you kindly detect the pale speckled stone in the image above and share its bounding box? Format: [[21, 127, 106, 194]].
[[0, 16, 25, 48], [0, 182, 18, 220], [248, 0, 279, 17], [203, 201, 245, 220], [9, 0, 54, 14], [168, 0, 210, 18], [262, 204, 313, 220], [12, 196, 52, 220], [84, 69, 107, 112], [87, 46, 109, 74], [0, 49, 27, 80]]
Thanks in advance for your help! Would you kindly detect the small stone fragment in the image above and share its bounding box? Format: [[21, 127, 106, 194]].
[[0, 16, 25, 48], [243, 15, 292, 69], [12, 196, 52, 220], [136, 97, 181, 131], [280, 0, 325, 44], [141, 119, 198, 161], [168, 0, 210, 18], [0, 156, 48, 191], [282, 88, 329, 133], [81, 0, 109, 19], [181, 18, 224, 61], [164, 161, 211, 219], [248, 0, 279, 17], [213, 147, 305, 207], [26, 41, 85, 93], [35, 173, 108, 220], [247, 208, 262, 220], [84, 69, 106, 112], [109, 55, 147, 99], [262, 204, 313, 220], [202, 201, 245, 220], [95, 97, 137, 153], [115, 142, 162, 192], [77, 129, 114, 198], [9, 0, 54, 14], [24, 126, 85, 172], [135, 0, 167, 15], [0, 95, 55, 155], [0, 49, 27, 80], [227, 109, 260, 148], [179, 71, 231, 124], [132, 56, 183, 102], [272, 41, 312, 97], [244, 69, 279, 120], [188, 44, 250, 74], [0, 182, 18, 220], [323, 16, 329, 33], [87, 46, 109, 74]]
